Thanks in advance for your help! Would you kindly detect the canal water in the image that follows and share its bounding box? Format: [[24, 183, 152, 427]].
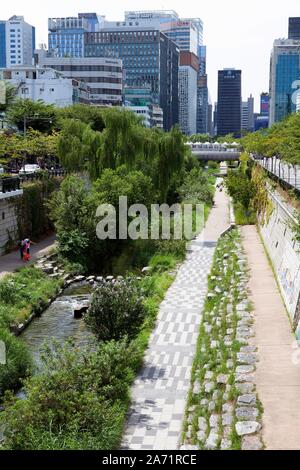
[[20, 282, 95, 369]]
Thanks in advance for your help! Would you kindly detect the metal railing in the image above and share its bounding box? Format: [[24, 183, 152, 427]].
[[0, 177, 21, 193], [252, 154, 300, 192], [0, 170, 65, 193]]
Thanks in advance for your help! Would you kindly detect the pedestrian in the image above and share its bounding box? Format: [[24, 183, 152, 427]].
[[23, 238, 36, 262]]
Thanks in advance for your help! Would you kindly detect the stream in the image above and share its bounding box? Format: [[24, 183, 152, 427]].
[[20, 282, 95, 370]]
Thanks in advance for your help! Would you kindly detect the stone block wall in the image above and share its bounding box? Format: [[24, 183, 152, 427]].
[[259, 189, 300, 328], [0, 194, 21, 255]]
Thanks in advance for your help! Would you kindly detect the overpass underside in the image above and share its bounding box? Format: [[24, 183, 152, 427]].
[[192, 151, 241, 162]]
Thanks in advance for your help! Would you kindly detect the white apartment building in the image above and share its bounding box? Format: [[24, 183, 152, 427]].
[[0, 66, 89, 107], [38, 56, 123, 106], [179, 52, 198, 135], [5, 16, 35, 67]]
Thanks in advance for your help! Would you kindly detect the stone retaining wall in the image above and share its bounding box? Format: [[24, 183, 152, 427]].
[[0, 194, 21, 255], [258, 189, 300, 330]]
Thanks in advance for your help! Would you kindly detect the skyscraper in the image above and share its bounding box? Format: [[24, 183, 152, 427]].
[[217, 69, 242, 137], [0, 21, 6, 68], [260, 92, 269, 116], [120, 11, 204, 135], [288, 17, 300, 40], [85, 28, 179, 130], [0, 16, 35, 68], [241, 94, 254, 133], [48, 16, 92, 58], [196, 45, 209, 134], [269, 39, 300, 125], [179, 52, 199, 135]]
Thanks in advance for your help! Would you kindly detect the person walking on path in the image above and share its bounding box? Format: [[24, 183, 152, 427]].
[[22, 238, 36, 263]]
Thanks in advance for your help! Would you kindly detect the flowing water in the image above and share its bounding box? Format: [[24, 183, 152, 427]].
[[20, 282, 95, 369]]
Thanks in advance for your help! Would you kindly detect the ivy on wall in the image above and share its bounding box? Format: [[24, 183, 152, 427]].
[[251, 165, 274, 226], [14, 177, 61, 240]]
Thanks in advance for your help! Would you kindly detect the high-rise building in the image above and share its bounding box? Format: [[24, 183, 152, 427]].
[[288, 17, 300, 40], [242, 94, 254, 133], [269, 39, 300, 125], [260, 92, 270, 116], [0, 16, 35, 68], [38, 56, 123, 106], [217, 69, 242, 137], [48, 14, 102, 58], [123, 11, 203, 53], [119, 11, 204, 134], [0, 21, 6, 68], [207, 102, 213, 136], [85, 28, 179, 130], [196, 46, 209, 134], [179, 52, 199, 135]]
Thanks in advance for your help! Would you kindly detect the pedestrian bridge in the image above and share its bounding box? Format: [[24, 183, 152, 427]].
[[187, 142, 241, 162]]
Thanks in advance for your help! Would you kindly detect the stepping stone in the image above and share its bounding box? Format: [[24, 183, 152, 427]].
[[236, 407, 259, 421], [237, 394, 257, 407], [237, 353, 257, 365], [197, 431, 206, 443], [209, 414, 219, 429], [235, 373, 255, 384], [241, 435, 263, 451], [236, 365, 255, 374], [205, 431, 219, 450], [198, 417, 208, 432], [222, 413, 233, 426], [236, 382, 255, 394], [205, 371, 214, 380], [221, 438, 232, 450], [222, 403, 234, 414], [217, 374, 229, 385], [235, 421, 261, 436]]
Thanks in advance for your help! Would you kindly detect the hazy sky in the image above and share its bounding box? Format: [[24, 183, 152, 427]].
[[2, 1, 300, 111]]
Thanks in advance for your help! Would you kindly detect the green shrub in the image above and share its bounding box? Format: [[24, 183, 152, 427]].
[[150, 254, 176, 272], [0, 329, 32, 397], [1, 340, 137, 450], [85, 279, 147, 342], [153, 239, 186, 259]]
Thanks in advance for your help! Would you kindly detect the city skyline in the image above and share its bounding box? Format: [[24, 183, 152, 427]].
[[1, 0, 299, 112]]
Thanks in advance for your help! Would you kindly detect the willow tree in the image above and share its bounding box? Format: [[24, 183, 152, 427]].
[[157, 125, 186, 202], [57, 119, 87, 172], [99, 108, 144, 171], [82, 126, 103, 180]]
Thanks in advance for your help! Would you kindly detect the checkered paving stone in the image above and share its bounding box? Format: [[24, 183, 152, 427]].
[[122, 189, 229, 450]]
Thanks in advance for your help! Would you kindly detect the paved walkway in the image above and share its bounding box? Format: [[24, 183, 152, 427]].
[[242, 226, 300, 450], [122, 186, 229, 450], [0, 234, 56, 279]]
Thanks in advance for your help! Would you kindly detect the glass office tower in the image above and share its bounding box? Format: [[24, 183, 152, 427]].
[[269, 39, 300, 125], [217, 69, 242, 137]]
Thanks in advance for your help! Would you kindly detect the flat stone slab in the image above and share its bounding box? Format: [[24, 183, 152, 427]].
[[237, 353, 257, 365], [236, 407, 259, 421], [237, 394, 257, 407], [205, 431, 219, 450], [236, 365, 255, 374], [236, 382, 255, 394], [236, 421, 261, 436], [241, 435, 263, 451]]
